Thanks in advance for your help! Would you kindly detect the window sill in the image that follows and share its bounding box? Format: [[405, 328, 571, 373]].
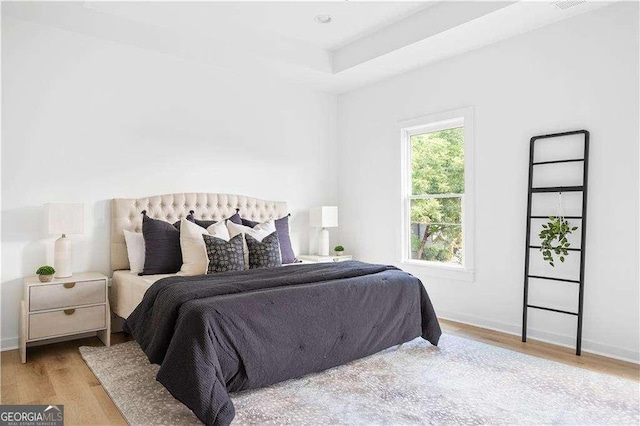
[[399, 260, 475, 282]]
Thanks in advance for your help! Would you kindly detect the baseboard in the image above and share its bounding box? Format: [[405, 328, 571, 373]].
[[438, 310, 640, 365], [1, 337, 18, 351]]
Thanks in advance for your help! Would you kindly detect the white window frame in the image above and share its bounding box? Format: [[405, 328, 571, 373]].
[[399, 107, 475, 282]]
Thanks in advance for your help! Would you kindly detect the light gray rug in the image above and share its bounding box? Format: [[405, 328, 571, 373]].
[[80, 334, 639, 425]]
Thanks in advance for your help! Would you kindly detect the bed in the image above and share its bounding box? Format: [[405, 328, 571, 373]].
[[111, 193, 442, 426]]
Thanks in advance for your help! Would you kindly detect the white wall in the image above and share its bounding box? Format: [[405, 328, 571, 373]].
[[1, 16, 338, 349], [338, 3, 639, 362]]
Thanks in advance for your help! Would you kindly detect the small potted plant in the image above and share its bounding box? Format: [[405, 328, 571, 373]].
[[36, 265, 56, 282], [334, 245, 345, 256]]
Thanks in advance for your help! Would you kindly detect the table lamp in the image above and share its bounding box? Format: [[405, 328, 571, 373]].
[[309, 206, 338, 256], [46, 203, 84, 278]]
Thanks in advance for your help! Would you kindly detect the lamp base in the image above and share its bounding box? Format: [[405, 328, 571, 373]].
[[54, 234, 73, 278], [317, 228, 330, 256]]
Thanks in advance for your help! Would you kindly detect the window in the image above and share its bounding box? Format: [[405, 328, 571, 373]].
[[401, 108, 474, 274]]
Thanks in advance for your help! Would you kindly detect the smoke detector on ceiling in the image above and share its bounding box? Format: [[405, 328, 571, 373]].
[[552, 0, 587, 10]]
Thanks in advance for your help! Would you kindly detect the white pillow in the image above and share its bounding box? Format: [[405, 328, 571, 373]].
[[227, 220, 276, 269], [179, 218, 230, 276], [123, 229, 145, 274]]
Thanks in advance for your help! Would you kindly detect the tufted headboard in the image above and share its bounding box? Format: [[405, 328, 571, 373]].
[[111, 193, 287, 271]]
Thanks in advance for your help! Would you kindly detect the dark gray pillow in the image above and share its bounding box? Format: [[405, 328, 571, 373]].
[[141, 211, 182, 275], [246, 231, 282, 269], [241, 218, 259, 227], [203, 234, 245, 274], [227, 212, 242, 225], [241, 215, 296, 264], [188, 210, 242, 228], [188, 215, 216, 228]]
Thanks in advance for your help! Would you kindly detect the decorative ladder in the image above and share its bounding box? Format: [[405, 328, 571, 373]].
[[522, 129, 590, 355]]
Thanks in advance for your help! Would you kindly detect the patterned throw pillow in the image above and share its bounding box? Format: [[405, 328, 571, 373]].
[[226, 220, 276, 269], [246, 232, 282, 269], [202, 234, 245, 274]]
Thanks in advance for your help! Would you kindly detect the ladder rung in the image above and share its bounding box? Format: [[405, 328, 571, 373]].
[[527, 304, 578, 316], [529, 245, 581, 252], [530, 215, 582, 219], [528, 275, 580, 284], [532, 130, 588, 140], [531, 186, 584, 193], [532, 158, 584, 166]]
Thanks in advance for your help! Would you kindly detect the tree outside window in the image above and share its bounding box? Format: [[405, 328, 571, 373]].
[[409, 127, 464, 264]]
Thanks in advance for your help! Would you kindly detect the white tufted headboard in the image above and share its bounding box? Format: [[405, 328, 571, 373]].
[[111, 193, 287, 271]]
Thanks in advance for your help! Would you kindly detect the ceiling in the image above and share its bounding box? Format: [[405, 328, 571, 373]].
[[2, 1, 616, 94], [83, 1, 432, 51]]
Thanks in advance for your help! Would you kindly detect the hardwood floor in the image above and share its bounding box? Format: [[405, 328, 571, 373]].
[[0, 333, 131, 425], [1, 320, 637, 425], [441, 319, 639, 381]]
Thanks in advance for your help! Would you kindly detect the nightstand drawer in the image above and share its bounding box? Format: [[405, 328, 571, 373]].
[[30, 279, 105, 311], [29, 305, 106, 340]]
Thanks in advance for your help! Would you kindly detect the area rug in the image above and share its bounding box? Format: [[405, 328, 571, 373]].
[[79, 334, 639, 425]]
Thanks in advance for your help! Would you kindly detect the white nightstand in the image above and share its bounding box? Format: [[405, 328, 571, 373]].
[[19, 272, 110, 363], [297, 254, 353, 263]]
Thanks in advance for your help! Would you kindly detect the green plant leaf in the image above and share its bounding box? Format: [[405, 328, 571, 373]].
[[36, 265, 56, 275], [539, 216, 576, 267]]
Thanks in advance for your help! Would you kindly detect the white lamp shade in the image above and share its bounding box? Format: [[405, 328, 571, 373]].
[[46, 203, 84, 235], [309, 206, 338, 228]]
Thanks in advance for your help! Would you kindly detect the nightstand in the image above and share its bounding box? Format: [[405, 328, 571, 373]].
[[297, 254, 353, 263], [19, 272, 110, 363]]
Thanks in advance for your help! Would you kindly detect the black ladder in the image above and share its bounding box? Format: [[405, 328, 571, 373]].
[[522, 130, 589, 355]]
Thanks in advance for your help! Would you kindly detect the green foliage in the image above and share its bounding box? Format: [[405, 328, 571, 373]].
[[539, 217, 578, 267], [334, 245, 344, 252], [411, 128, 464, 196], [410, 127, 465, 263], [423, 246, 452, 262], [36, 265, 56, 275]]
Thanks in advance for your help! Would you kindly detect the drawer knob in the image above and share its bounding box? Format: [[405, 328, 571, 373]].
[[64, 309, 76, 315], [63, 283, 76, 289]]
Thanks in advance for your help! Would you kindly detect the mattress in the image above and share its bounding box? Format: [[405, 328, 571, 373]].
[[112, 270, 176, 319]]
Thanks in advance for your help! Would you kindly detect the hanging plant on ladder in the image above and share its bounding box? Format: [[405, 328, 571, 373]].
[[539, 193, 578, 267]]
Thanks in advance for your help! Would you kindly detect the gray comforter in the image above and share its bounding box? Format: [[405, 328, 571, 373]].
[[124, 261, 441, 426]]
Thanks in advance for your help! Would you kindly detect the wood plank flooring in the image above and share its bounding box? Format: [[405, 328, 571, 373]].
[[1, 333, 130, 425], [1, 320, 637, 425], [441, 319, 639, 381]]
